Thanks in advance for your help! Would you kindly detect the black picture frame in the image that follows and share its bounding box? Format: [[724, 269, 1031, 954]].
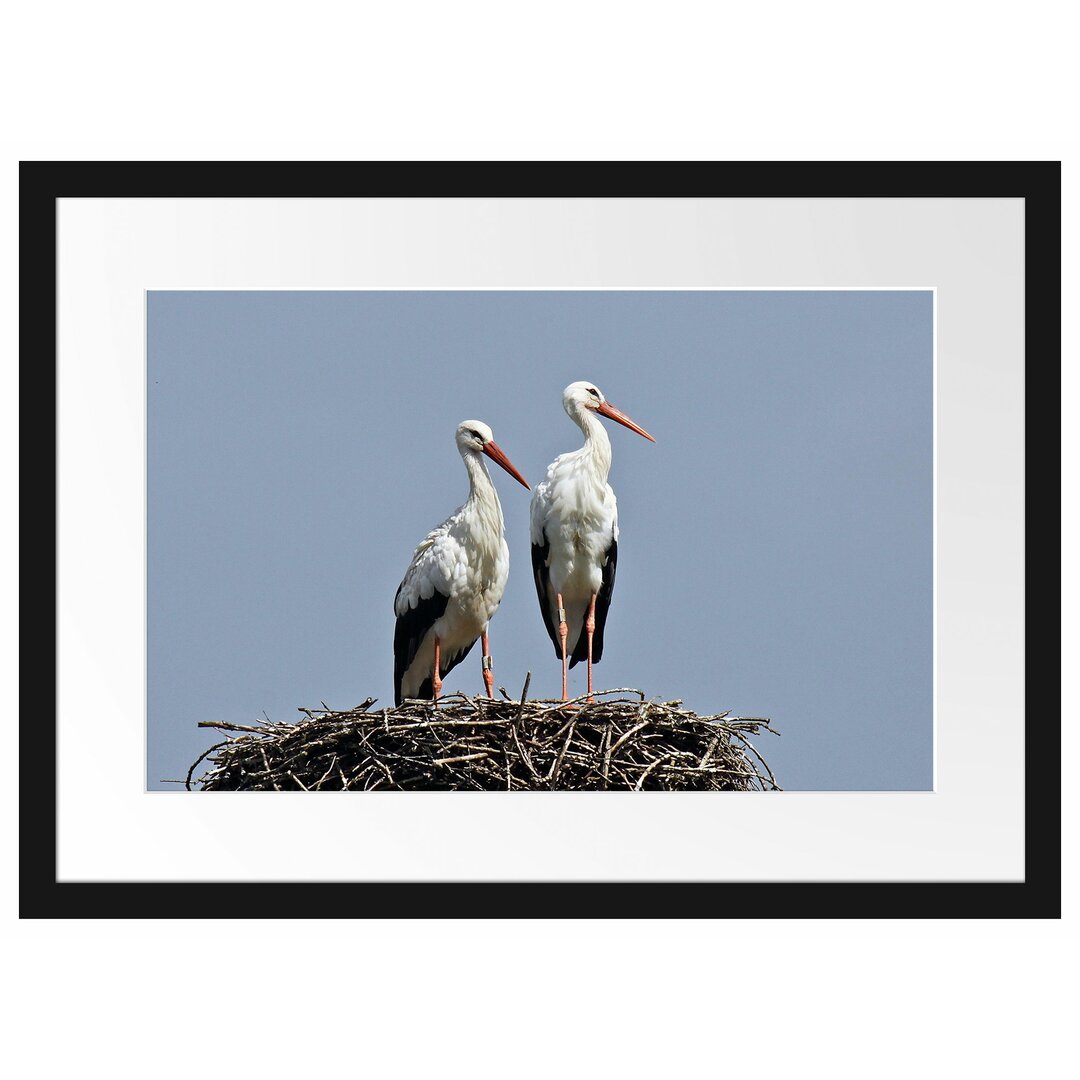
[[20, 161, 1060, 919]]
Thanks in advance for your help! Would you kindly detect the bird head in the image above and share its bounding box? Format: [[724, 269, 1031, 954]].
[[562, 381, 656, 442], [456, 421, 531, 490]]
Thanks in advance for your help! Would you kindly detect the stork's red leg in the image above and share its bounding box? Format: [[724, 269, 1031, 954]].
[[585, 593, 597, 704], [432, 635, 443, 705], [481, 629, 494, 699], [557, 592, 569, 701]]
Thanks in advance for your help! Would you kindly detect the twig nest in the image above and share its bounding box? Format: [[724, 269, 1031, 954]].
[[190, 689, 780, 792]]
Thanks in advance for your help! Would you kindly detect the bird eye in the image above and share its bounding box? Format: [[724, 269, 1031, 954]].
[[587, 387, 600, 398]]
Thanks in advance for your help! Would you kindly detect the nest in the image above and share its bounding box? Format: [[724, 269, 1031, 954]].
[[188, 684, 779, 792]]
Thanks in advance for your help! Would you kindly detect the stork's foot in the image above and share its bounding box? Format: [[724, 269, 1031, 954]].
[[557, 592, 569, 702], [585, 593, 597, 706], [481, 631, 494, 698], [432, 636, 442, 706]]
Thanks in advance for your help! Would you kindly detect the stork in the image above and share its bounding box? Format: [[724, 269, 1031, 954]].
[[530, 381, 655, 701], [393, 421, 530, 707]]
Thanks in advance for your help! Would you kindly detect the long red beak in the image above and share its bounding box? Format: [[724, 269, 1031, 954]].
[[597, 400, 656, 442], [482, 440, 531, 490]]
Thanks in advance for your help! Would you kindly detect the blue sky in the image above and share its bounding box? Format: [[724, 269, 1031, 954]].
[[147, 289, 933, 791]]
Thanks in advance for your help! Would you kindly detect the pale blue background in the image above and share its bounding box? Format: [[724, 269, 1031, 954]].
[[148, 290, 933, 791]]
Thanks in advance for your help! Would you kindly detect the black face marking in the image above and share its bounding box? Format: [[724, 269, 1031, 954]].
[[587, 387, 600, 399]]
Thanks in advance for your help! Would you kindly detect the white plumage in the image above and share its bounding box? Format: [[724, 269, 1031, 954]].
[[530, 382, 655, 700], [394, 421, 530, 706]]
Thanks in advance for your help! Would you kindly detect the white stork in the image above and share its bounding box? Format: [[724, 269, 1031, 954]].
[[393, 420, 530, 707], [530, 381, 655, 701]]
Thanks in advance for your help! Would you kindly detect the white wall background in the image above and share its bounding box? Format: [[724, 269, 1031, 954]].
[[1, 3, 1074, 1078]]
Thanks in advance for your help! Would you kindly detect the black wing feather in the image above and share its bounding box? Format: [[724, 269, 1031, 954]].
[[569, 536, 617, 668], [393, 585, 449, 706], [413, 639, 476, 703], [532, 535, 562, 659]]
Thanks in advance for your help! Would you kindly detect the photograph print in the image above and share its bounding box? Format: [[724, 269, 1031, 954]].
[[148, 288, 932, 794]]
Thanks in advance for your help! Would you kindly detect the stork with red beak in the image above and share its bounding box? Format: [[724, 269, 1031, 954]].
[[394, 421, 530, 707], [530, 381, 655, 701]]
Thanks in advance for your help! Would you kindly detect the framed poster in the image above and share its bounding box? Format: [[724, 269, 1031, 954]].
[[21, 161, 1059, 918]]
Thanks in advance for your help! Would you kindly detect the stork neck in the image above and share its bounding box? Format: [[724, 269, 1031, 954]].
[[573, 405, 613, 481], [464, 451, 504, 524]]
